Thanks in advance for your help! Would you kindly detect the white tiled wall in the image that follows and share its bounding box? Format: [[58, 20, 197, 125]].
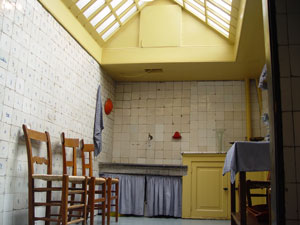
[[112, 81, 267, 165], [0, 0, 114, 224], [275, 0, 300, 224]]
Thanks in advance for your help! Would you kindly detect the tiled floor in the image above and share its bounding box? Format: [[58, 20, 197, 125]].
[[94, 216, 230, 225]]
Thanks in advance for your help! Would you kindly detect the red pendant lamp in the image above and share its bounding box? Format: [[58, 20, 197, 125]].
[[104, 98, 113, 115]]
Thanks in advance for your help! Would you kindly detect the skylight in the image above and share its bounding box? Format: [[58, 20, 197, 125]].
[[70, 0, 147, 42], [182, 0, 237, 39], [68, 0, 238, 43]]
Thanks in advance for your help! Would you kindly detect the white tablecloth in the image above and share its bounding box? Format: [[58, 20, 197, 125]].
[[223, 141, 270, 183]]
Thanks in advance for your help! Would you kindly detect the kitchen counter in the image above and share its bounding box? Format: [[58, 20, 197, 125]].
[[181, 152, 227, 155], [98, 162, 188, 176]]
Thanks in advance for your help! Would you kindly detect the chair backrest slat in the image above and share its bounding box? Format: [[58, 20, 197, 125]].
[[61, 132, 79, 176], [64, 138, 79, 148], [27, 129, 48, 142], [32, 156, 48, 165], [80, 140, 94, 177]]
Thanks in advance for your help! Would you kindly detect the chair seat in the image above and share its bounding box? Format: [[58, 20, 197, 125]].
[[86, 177, 106, 184], [111, 178, 119, 184], [247, 204, 269, 222], [32, 174, 86, 183], [96, 177, 106, 184]]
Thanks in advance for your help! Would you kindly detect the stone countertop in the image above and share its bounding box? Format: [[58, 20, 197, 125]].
[[181, 152, 227, 155], [98, 162, 188, 176]]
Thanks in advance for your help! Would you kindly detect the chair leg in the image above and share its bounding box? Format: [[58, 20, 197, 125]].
[[45, 180, 52, 225], [107, 178, 112, 225], [62, 175, 69, 225], [102, 182, 106, 225], [89, 177, 96, 225], [82, 177, 88, 225], [28, 178, 34, 225], [115, 182, 119, 222]]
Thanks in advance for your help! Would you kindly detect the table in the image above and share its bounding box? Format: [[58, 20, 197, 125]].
[[223, 141, 270, 225]]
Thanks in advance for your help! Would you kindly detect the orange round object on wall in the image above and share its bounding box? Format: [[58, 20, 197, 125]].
[[104, 98, 113, 115]]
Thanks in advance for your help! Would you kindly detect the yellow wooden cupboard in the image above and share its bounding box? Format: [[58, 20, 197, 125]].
[[182, 153, 230, 219], [182, 153, 269, 219]]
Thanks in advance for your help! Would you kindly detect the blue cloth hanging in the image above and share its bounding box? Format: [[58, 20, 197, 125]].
[[94, 85, 104, 156], [258, 64, 268, 90]]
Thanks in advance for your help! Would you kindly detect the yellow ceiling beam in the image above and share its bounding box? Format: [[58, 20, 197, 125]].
[[102, 45, 235, 64], [38, 0, 103, 64]]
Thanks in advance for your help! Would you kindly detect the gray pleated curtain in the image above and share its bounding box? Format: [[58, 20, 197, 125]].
[[100, 174, 182, 217], [145, 176, 182, 218], [101, 174, 145, 216]]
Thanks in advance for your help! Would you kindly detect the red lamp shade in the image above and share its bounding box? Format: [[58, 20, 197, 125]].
[[173, 131, 181, 139], [104, 98, 113, 115]]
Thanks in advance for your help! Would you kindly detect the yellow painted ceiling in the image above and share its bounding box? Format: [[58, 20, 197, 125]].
[[39, 0, 265, 81], [101, 0, 266, 81]]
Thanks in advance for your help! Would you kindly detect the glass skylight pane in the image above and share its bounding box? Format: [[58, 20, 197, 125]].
[[208, 18, 229, 37], [102, 22, 120, 40], [138, 0, 146, 7], [120, 6, 137, 23], [213, 0, 231, 11], [185, 4, 205, 21], [83, 0, 105, 18], [199, 0, 204, 3], [111, 0, 122, 8], [90, 6, 111, 26], [116, 0, 134, 16], [187, 0, 205, 12], [96, 15, 116, 33], [175, 0, 183, 6], [76, 0, 91, 9], [207, 11, 229, 29], [207, 2, 230, 21]]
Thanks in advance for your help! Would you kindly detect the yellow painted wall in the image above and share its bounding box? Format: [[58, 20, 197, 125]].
[[102, 0, 234, 64]]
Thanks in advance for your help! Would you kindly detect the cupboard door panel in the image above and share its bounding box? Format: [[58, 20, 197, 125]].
[[190, 161, 229, 219]]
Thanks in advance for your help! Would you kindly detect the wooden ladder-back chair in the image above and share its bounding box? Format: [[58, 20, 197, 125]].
[[22, 124, 88, 225], [61, 132, 86, 222], [61, 133, 107, 225], [80, 140, 119, 225], [246, 172, 271, 223]]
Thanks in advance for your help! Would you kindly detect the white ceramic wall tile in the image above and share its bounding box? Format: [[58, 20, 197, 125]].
[[294, 112, 300, 147], [276, 2, 300, 222], [288, 14, 300, 45], [278, 46, 291, 77], [285, 183, 298, 220], [284, 147, 296, 183], [0, 1, 115, 224], [282, 112, 294, 146], [280, 78, 293, 111], [112, 81, 265, 163], [289, 46, 300, 76], [276, 14, 288, 45]]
